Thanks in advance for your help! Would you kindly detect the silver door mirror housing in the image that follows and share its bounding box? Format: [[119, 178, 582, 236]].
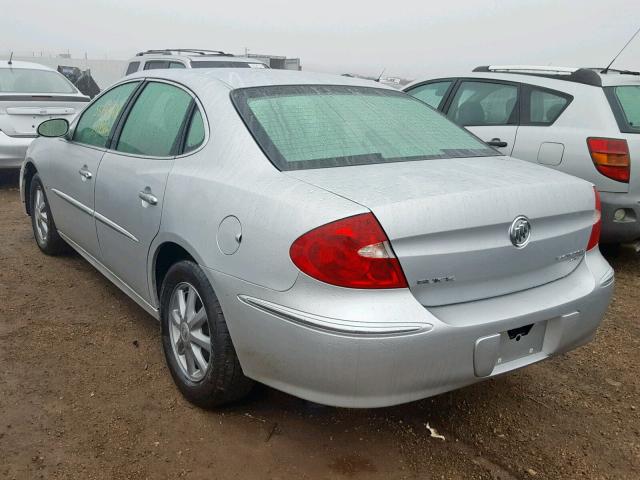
[[37, 118, 69, 138]]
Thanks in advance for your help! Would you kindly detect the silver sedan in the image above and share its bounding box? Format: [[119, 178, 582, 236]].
[[20, 69, 614, 408]]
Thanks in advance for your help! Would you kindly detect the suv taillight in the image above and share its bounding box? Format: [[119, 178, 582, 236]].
[[587, 186, 602, 251], [289, 213, 408, 289], [587, 137, 630, 183]]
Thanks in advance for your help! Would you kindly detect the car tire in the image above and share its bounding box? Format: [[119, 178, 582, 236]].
[[160, 260, 254, 408], [29, 174, 67, 256], [599, 243, 620, 258]]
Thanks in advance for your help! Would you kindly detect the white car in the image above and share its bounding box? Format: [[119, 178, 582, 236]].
[[123, 49, 269, 76], [404, 66, 640, 247], [0, 60, 89, 169]]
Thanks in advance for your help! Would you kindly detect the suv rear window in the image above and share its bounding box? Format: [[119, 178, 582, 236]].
[[0, 68, 77, 94], [231, 85, 496, 171], [607, 86, 640, 133]]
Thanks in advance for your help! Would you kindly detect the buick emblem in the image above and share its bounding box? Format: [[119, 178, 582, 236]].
[[509, 216, 531, 248]]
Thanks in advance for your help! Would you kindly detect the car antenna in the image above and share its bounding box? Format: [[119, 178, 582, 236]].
[[8, 51, 13, 65], [602, 26, 640, 74], [376, 68, 386, 83]]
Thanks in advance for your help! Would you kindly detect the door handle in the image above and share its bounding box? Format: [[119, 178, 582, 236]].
[[78, 167, 92, 180], [487, 138, 508, 148], [138, 190, 158, 206]]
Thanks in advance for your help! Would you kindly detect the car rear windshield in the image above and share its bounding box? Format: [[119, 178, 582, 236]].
[[0, 68, 77, 94], [231, 85, 496, 171], [608, 86, 640, 133], [191, 61, 267, 69]]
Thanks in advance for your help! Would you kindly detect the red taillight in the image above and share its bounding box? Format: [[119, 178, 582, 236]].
[[587, 187, 602, 251], [587, 137, 630, 183], [289, 213, 408, 289]]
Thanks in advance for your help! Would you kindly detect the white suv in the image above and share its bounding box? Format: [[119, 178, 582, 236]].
[[404, 66, 640, 247], [124, 49, 269, 76]]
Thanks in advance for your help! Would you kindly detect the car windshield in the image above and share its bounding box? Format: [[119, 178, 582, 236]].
[[611, 86, 640, 132], [232, 85, 497, 171], [191, 61, 267, 69], [0, 68, 77, 94]]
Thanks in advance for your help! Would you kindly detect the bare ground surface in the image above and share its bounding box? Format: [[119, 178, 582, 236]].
[[0, 171, 638, 480]]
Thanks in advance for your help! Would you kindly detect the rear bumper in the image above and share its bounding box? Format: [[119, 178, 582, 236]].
[[600, 191, 640, 244], [0, 131, 33, 169], [207, 249, 614, 408]]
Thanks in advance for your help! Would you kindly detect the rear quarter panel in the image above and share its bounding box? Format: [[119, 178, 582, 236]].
[[512, 85, 629, 193], [154, 86, 366, 295]]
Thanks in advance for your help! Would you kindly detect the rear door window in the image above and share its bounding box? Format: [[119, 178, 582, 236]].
[[184, 109, 205, 152], [125, 62, 140, 75], [143, 61, 169, 70], [73, 82, 139, 148], [406, 81, 453, 109], [607, 86, 640, 133], [115, 82, 192, 156], [525, 87, 571, 125], [447, 81, 518, 126]]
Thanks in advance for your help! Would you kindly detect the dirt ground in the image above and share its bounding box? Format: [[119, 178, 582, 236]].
[[0, 171, 638, 480]]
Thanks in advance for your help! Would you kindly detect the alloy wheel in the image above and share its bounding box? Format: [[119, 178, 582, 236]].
[[168, 282, 211, 381], [34, 186, 49, 245]]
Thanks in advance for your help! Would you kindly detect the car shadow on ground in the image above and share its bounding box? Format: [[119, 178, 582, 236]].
[[0, 170, 19, 189]]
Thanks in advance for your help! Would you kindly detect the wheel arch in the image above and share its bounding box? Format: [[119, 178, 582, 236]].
[[150, 236, 206, 306]]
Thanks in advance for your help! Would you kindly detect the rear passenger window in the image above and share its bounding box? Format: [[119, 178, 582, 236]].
[[73, 82, 139, 148], [609, 86, 640, 132], [169, 62, 186, 69], [407, 81, 452, 109], [184, 109, 205, 152], [125, 62, 140, 75], [447, 81, 518, 126], [116, 82, 192, 157], [528, 88, 569, 125], [143, 61, 169, 70]]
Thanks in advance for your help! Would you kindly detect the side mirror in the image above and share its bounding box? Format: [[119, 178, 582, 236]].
[[37, 118, 69, 138]]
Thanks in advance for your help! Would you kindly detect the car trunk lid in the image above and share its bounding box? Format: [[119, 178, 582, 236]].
[[286, 156, 596, 306], [0, 95, 88, 136]]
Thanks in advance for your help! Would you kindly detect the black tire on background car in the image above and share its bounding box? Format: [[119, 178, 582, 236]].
[[160, 260, 254, 408], [599, 243, 621, 258], [29, 173, 67, 255]]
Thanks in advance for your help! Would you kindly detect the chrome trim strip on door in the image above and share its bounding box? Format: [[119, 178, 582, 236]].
[[237, 295, 432, 336], [51, 188, 94, 216], [94, 211, 140, 243], [50, 188, 139, 243]]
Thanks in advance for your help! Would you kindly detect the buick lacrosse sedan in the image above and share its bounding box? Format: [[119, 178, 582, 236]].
[[20, 69, 614, 408]]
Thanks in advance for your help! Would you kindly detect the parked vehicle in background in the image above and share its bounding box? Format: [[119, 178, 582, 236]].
[[57, 65, 101, 98], [0, 60, 89, 169], [404, 66, 640, 247], [123, 49, 269, 76], [21, 69, 613, 409]]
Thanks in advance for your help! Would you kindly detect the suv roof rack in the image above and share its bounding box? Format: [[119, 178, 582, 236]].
[[472, 65, 602, 87], [135, 49, 234, 57]]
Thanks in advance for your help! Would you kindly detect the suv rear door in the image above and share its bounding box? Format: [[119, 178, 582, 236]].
[[510, 85, 573, 168], [443, 79, 520, 155]]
